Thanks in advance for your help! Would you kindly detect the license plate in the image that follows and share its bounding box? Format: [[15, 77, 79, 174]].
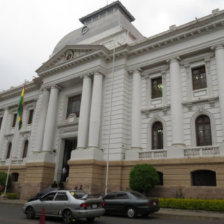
[[92, 204, 97, 209]]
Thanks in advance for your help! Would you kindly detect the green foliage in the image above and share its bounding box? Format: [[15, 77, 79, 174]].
[[159, 198, 224, 212], [129, 164, 159, 194], [0, 172, 12, 191], [6, 193, 19, 199]]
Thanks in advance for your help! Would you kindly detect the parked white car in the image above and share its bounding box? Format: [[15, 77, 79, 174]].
[[23, 190, 105, 224]]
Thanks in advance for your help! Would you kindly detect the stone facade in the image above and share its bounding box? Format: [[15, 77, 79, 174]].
[[0, 1, 224, 199]]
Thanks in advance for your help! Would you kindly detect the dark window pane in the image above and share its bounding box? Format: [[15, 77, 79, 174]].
[[157, 172, 163, 185], [12, 173, 19, 182], [115, 193, 129, 199], [28, 109, 34, 124], [151, 77, 162, 99], [41, 193, 56, 201], [23, 140, 29, 158], [152, 122, 163, 149], [12, 114, 17, 127], [192, 66, 207, 90], [67, 95, 81, 118], [0, 117, 2, 129], [55, 193, 68, 201], [191, 170, 216, 186], [196, 115, 212, 146], [6, 142, 12, 159]]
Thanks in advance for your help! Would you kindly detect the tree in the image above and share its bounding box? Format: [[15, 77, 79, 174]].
[[0, 172, 12, 191], [129, 164, 159, 194]]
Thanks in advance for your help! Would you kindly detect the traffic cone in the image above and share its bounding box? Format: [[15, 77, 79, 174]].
[[40, 207, 45, 224]]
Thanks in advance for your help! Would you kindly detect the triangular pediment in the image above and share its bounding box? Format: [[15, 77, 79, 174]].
[[36, 45, 109, 74]]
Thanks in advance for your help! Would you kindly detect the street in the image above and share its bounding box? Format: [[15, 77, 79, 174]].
[[0, 203, 223, 224]]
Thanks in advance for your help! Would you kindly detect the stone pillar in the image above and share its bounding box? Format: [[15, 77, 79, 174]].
[[0, 108, 9, 158], [77, 75, 92, 149], [215, 45, 224, 138], [35, 88, 50, 151], [42, 85, 59, 151], [169, 58, 184, 149], [131, 70, 141, 149], [88, 72, 103, 148]]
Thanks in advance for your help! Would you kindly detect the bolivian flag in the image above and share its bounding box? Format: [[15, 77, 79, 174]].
[[17, 84, 25, 130]]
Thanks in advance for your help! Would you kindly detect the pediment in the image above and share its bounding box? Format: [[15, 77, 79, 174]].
[[36, 45, 109, 74]]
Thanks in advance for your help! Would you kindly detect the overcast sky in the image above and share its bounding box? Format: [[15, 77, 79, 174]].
[[0, 0, 224, 91]]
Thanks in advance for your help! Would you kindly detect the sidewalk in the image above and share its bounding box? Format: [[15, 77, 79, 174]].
[[1, 198, 224, 220], [157, 208, 224, 220]]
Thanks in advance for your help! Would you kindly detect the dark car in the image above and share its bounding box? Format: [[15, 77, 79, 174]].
[[103, 191, 159, 218]]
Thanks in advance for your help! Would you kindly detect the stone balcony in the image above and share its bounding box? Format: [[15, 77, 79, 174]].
[[126, 145, 224, 160]]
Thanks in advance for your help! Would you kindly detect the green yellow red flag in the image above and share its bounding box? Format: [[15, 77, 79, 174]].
[[17, 84, 25, 130]]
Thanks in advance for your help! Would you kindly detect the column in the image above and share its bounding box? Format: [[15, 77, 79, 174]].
[[35, 88, 50, 151], [170, 58, 184, 146], [42, 85, 59, 151], [131, 70, 141, 149], [77, 75, 92, 149], [88, 72, 103, 148], [215, 45, 224, 137], [0, 108, 9, 158]]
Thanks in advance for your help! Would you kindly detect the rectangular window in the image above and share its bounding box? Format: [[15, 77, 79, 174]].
[[151, 77, 162, 99], [28, 109, 34, 124], [12, 113, 17, 127], [67, 95, 81, 118], [0, 117, 2, 129], [192, 65, 207, 90]]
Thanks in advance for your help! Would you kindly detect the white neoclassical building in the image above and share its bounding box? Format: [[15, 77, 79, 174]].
[[1, 1, 224, 199]]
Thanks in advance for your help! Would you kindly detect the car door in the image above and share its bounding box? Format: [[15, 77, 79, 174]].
[[113, 193, 130, 215], [38, 192, 57, 216], [51, 192, 69, 216], [103, 193, 116, 214]]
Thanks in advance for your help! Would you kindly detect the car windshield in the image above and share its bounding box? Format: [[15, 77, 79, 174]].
[[131, 191, 147, 199], [69, 190, 87, 199]]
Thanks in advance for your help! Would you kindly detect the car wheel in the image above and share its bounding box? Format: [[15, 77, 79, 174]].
[[86, 217, 95, 222], [63, 209, 72, 224], [126, 207, 136, 218], [25, 206, 35, 219]]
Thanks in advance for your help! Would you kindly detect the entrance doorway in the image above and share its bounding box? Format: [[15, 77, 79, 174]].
[[61, 138, 77, 182]]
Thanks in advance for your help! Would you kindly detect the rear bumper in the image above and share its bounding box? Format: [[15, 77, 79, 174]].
[[71, 208, 105, 218], [136, 206, 160, 215]]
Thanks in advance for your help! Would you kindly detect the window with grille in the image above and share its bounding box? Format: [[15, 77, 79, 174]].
[[191, 170, 216, 186], [152, 122, 163, 149], [196, 115, 212, 146], [192, 65, 207, 90], [67, 95, 81, 118], [151, 77, 162, 99]]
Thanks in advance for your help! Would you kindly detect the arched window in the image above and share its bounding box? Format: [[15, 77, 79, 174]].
[[11, 172, 19, 182], [152, 122, 163, 149], [195, 115, 212, 146], [157, 171, 163, 186], [191, 170, 216, 186], [22, 140, 29, 158], [6, 142, 12, 159]]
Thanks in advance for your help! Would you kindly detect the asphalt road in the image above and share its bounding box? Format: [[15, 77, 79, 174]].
[[0, 203, 223, 224]]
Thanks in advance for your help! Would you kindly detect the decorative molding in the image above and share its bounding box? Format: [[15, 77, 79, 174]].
[[141, 104, 170, 114]]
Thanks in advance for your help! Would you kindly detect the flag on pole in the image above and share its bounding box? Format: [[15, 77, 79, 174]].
[[17, 84, 25, 130]]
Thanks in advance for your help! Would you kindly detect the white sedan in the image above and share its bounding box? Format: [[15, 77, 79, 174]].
[[23, 190, 105, 224]]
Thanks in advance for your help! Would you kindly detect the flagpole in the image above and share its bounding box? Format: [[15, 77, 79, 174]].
[[105, 46, 116, 195], [3, 83, 25, 197]]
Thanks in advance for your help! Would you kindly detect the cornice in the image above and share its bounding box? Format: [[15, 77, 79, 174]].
[[128, 12, 224, 58], [0, 82, 40, 102]]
